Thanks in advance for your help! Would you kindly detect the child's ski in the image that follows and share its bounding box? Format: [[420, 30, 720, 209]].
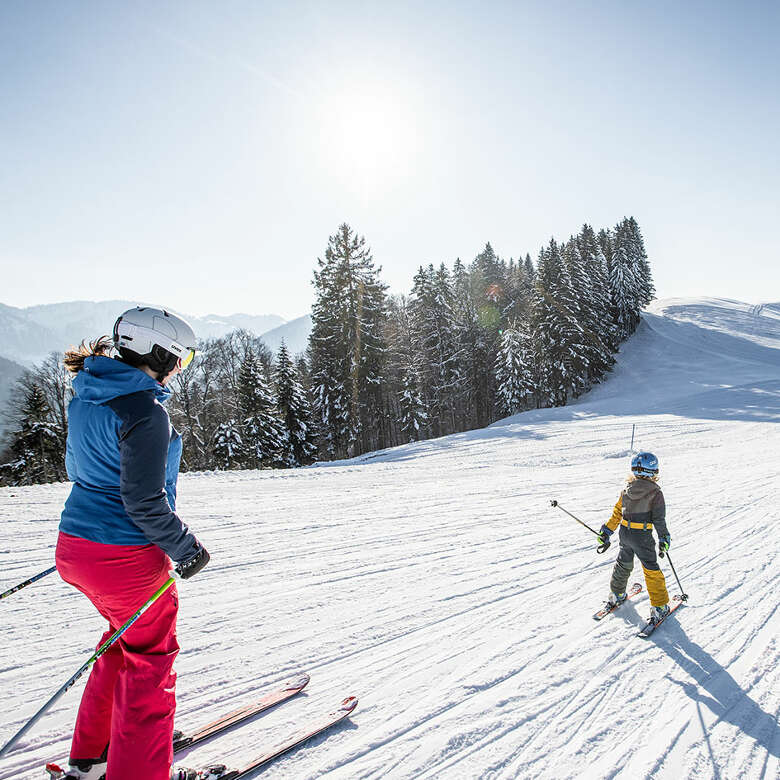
[[593, 582, 642, 620], [173, 673, 310, 751], [172, 696, 358, 779], [637, 595, 684, 638]]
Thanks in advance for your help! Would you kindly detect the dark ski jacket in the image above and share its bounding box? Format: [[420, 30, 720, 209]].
[[605, 476, 669, 538], [60, 355, 198, 562]]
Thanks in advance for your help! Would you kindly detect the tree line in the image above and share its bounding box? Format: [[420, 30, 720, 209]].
[[0, 216, 654, 485]]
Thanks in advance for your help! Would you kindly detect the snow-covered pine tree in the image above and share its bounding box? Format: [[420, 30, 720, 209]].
[[610, 221, 642, 339], [578, 223, 618, 356], [0, 382, 65, 485], [274, 341, 317, 467], [523, 253, 535, 287], [211, 419, 244, 470], [398, 368, 428, 442], [238, 350, 285, 468], [408, 264, 460, 436], [308, 223, 388, 460], [494, 322, 534, 416], [532, 240, 587, 406], [563, 236, 617, 391], [450, 257, 482, 429], [625, 217, 655, 306]]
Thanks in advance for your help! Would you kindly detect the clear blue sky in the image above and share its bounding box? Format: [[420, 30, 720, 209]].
[[1, 0, 778, 319]]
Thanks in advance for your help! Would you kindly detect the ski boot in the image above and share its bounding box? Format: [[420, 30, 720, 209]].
[[45, 761, 106, 780], [649, 603, 670, 624], [608, 591, 627, 606]]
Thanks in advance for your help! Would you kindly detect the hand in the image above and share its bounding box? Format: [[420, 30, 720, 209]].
[[658, 534, 671, 556], [174, 542, 210, 580], [597, 524, 613, 545]]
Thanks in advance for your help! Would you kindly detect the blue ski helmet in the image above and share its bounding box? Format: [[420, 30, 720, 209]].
[[631, 451, 659, 478]]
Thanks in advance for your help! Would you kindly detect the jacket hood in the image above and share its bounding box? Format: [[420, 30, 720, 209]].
[[624, 476, 659, 500], [72, 356, 172, 405]]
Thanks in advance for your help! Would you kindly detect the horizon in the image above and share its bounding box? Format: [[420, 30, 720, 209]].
[[2, 1, 779, 318], [1, 291, 779, 324]]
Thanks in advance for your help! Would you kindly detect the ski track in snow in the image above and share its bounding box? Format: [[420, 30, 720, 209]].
[[1, 297, 779, 780]]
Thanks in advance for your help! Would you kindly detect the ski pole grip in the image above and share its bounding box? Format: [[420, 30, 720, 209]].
[[597, 540, 611, 554]]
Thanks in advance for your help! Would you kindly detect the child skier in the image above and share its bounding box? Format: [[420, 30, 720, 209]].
[[597, 452, 672, 623], [56, 306, 210, 780]]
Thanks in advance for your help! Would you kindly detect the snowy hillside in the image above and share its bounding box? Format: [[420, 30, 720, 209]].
[[0, 298, 778, 779]]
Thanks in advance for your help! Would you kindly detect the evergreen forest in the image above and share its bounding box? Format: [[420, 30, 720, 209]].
[[0, 217, 654, 484]]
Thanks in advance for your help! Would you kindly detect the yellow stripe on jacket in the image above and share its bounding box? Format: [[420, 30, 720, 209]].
[[606, 495, 623, 532]]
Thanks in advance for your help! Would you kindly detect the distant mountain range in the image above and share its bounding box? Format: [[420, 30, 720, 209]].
[[0, 301, 312, 367]]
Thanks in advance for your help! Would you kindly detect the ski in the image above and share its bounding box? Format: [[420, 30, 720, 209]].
[[44, 674, 311, 778], [593, 582, 642, 620], [172, 672, 310, 752], [171, 696, 358, 779], [637, 595, 684, 638]]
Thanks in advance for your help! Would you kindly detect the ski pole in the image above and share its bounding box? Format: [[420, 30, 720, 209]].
[[660, 549, 689, 602], [550, 500, 611, 553], [1, 565, 57, 601], [0, 576, 176, 759]]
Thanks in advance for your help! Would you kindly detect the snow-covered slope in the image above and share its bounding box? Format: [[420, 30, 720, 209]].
[[0, 298, 778, 779]]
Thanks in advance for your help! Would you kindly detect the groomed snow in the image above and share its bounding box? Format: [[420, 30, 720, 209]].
[[1, 297, 778, 779]]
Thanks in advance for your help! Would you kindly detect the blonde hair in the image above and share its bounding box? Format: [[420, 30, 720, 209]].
[[627, 472, 659, 483], [64, 336, 114, 375]]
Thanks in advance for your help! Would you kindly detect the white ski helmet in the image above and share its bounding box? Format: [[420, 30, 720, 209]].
[[113, 306, 197, 377]]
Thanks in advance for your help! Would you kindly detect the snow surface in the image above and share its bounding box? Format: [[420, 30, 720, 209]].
[[0, 297, 778, 779]]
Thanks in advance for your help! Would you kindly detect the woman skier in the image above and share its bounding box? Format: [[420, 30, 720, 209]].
[[597, 452, 671, 623], [55, 306, 210, 780]]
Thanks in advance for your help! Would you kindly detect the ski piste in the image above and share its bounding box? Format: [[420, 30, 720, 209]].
[[171, 696, 358, 779], [172, 672, 310, 751], [44, 674, 311, 778], [592, 582, 642, 620], [637, 595, 684, 638]]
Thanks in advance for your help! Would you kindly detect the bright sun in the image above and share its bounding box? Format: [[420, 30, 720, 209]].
[[315, 85, 420, 192]]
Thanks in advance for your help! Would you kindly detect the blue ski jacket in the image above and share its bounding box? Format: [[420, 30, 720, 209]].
[[60, 355, 198, 562]]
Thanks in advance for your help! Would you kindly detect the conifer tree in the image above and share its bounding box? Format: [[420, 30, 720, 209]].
[[211, 419, 244, 470], [274, 341, 317, 466], [610, 221, 641, 339], [532, 240, 587, 405], [1, 383, 65, 485], [398, 368, 428, 442], [309, 223, 388, 460], [626, 217, 655, 306], [238, 350, 284, 468], [578, 224, 618, 355], [409, 264, 460, 435], [495, 323, 534, 415]]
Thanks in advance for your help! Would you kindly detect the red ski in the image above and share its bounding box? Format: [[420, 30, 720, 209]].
[[172, 696, 358, 779], [44, 674, 311, 779], [593, 582, 642, 620], [172, 673, 310, 751]]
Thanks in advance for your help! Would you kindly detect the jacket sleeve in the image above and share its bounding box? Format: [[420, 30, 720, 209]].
[[652, 489, 669, 537], [117, 401, 199, 562], [606, 494, 623, 532]]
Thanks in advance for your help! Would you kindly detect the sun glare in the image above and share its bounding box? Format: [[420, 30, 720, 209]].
[[315, 85, 419, 192]]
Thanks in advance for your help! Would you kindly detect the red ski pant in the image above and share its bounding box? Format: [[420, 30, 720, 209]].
[[56, 532, 179, 780]]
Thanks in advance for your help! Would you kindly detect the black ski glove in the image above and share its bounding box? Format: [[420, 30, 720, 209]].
[[175, 542, 210, 580], [596, 524, 612, 553]]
